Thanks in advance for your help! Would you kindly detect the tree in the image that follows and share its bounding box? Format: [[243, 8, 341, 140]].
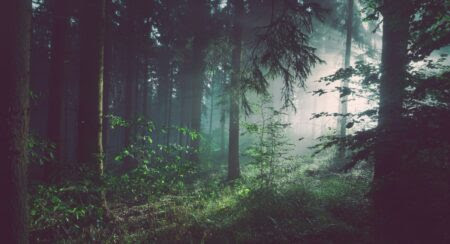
[[0, 0, 32, 242], [226, 0, 322, 180], [373, 0, 412, 243], [103, 0, 113, 157], [77, 0, 106, 186], [47, 0, 70, 179], [189, 0, 212, 162], [123, 0, 139, 150], [228, 0, 244, 180], [335, 0, 353, 168]]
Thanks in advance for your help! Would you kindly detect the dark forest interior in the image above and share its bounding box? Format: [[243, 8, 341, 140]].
[[1, 0, 450, 243]]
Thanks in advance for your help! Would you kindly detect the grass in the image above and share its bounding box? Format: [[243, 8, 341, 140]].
[[30, 160, 374, 243], [115, 168, 373, 243]]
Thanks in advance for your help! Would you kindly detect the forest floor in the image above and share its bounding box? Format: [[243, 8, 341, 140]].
[[31, 160, 374, 243], [108, 170, 372, 243]]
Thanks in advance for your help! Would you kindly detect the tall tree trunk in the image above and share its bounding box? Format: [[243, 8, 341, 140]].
[[103, 0, 113, 160], [77, 0, 106, 201], [0, 0, 31, 242], [335, 0, 353, 169], [209, 74, 215, 136], [373, 1, 411, 243], [189, 0, 210, 162], [156, 52, 170, 145], [220, 101, 226, 157], [143, 57, 151, 121], [48, 0, 69, 168], [228, 0, 244, 180], [220, 70, 227, 157], [177, 60, 191, 146], [123, 0, 138, 149], [189, 44, 207, 158], [166, 78, 173, 145]]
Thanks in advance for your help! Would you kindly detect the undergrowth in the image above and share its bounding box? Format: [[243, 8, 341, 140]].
[[30, 162, 372, 243]]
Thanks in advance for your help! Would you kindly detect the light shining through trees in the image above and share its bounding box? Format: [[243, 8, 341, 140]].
[[6, 0, 449, 242]]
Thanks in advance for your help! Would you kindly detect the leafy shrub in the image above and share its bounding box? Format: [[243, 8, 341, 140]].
[[29, 181, 105, 242], [108, 116, 198, 202]]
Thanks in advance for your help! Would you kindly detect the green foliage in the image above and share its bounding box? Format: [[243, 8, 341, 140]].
[[137, 169, 372, 243], [29, 182, 105, 242], [243, 95, 295, 186], [109, 143, 197, 202], [28, 135, 55, 166], [107, 114, 129, 128], [360, 0, 450, 61], [313, 56, 450, 171], [109, 116, 198, 201]]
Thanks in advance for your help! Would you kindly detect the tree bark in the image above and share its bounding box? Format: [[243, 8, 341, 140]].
[[228, 0, 244, 181], [0, 0, 31, 242], [373, 1, 411, 243], [78, 0, 106, 179], [166, 77, 173, 145], [142, 56, 151, 121], [209, 73, 215, 136], [336, 0, 353, 169], [123, 0, 139, 149], [103, 0, 113, 159], [156, 52, 170, 145], [189, 0, 210, 162], [48, 0, 69, 167], [178, 62, 191, 145], [220, 102, 226, 157]]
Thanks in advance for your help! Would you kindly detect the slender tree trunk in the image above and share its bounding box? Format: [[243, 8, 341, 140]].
[[209, 75, 215, 136], [48, 0, 69, 168], [373, 1, 411, 243], [189, 40, 207, 160], [0, 0, 31, 242], [220, 70, 227, 157], [189, 0, 210, 162], [156, 53, 170, 145], [220, 102, 226, 157], [78, 0, 106, 213], [336, 0, 353, 169], [228, 0, 244, 180], [133, 60, 140, 126], [178, 64, 189, 145], [166, 79, 173, 145], [123, 0, 138, 149], [103, 0, 113, 161], [143, 57, 151, 121], [124, 52, 135, 148]]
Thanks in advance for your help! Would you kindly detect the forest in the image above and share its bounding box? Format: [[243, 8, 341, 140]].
[[1, 0, 449, 243]]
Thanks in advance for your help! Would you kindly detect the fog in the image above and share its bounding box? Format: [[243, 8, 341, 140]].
[[235, 22, 382, 155]]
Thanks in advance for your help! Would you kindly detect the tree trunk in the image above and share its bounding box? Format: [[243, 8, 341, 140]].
[[209, 73, 215, 136], [220, 102, 226, 157], [335, 0, 353, 169], [373, 1, 411, 243], [177, 59, 191, 146], [0, 0, 31, 242], [78, 0, 106, 188], [228, 0, 244, 181], [103, 0, 113, 160], [189, 1, 210, 162], [166, 78, 173, 145], [123, 0, 138, 149], [143, 57, 151, 121], [156, 52, 170, 145], [48, 0, 69, 168]]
